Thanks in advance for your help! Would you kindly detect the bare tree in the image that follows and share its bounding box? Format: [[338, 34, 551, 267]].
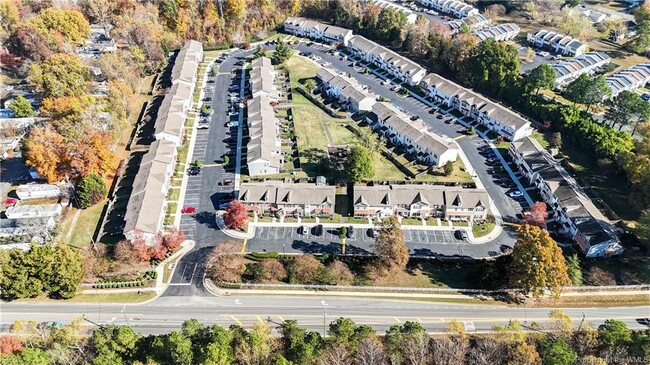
[[431, 336, 469, 365], [484, 4, 506, 21], [356, 336, 388, 365], [402, 333, 430, 365], [319, 343, 350, 365], [468, 338, 506, 365]]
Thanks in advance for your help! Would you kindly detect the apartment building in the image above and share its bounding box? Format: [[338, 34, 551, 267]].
[[347, 35, 426, 85], [418, 0, 479, 18], [367, 102, 458, 168], [551, 52, 611, 89], [353, 184, 490, 221], [316, 68, 377, 112], [472, 23, 520, 42], [606, 63, 650, 97], [419, 73, 533, 141], [239, 181, 335, 217], [283, 17, 354, 46], [509, 137, 623, 257], [5, 204, 63, 219], [369, 0, 418, 24], [124, 139, 177, 241], [447, 14, 491, 34], [527, 30, 588, 56]]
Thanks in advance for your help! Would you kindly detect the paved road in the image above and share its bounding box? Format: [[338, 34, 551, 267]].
[[2, 296, 648, 335]]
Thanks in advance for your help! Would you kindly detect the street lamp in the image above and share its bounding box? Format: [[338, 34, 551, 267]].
[[323, 309, 327, 338]]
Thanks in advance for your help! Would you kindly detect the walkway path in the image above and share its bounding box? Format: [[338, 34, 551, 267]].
[[63, 209, 82, 244], [319, 111, 334, 146]]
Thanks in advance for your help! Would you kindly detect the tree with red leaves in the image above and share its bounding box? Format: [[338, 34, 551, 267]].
[[524, 202, 549, 227], [0, 335, 23, 355], [150, 243, 167, 260], [224, 200, 248, 230], [164, 227, 185, 252], [133, 241, 151, 262], [114, 240, 134, 263]]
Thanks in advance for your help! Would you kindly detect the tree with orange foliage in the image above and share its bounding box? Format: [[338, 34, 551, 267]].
[[523, 202, 549, 227], [23, 125, 68, 182], [164, 227, 185, 252], [507, 225, 571, 297], [0, 335, 23, 355], [150, 243, 167, 260], [224, 200, 248, 229]]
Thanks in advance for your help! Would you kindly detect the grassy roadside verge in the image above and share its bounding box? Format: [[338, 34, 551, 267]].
[[16, 291, 157, 304]]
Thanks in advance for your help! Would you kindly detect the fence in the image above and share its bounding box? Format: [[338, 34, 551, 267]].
[[218, 281, 650, 294]]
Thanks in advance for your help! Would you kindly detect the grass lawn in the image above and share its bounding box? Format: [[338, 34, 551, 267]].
[[473, 221, 495, 238], [401, 218, 424, 226], [494, 140, 511, 159], [326, 120, 358, 145], [284, 55, 319, 87], [167, 188, 181, 202], [530, 131, 549, 149], [292, 105, 329, 150], [17, 291, 157, 303], [60, 200, 107, 249], [371, 259, 484, 289], [418, 159, 473, 183]]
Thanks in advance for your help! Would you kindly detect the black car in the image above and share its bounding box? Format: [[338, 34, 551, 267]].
[[188, 166, 201, 176], [346, 226, 354, 239], [313, 224, 324, 236]]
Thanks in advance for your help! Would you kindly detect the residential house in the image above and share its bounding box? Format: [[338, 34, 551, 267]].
[[123, 139, 177, 241], [509, 137, 623, 257], [417, 0, 479, 18], [551, 52, 611, 88], [419, 73, 533, 141], [367, 102, 458, 168], [239, 181, 335, 216], [5, 204, 63, 219], [369, 0, 418, 24], [316, 68, 377, 112], [347, 35, 427, 85], [171, 40, 203, 88], [352, 184, 489, 220], [606, 63, 650, 97], [77, 23, 117, 59], [16, 184, 61, 200], [472, 23, 520, 42], [247, 95, 283, 175], [283, 17, 354, 46], [527, 30, 588, 56]]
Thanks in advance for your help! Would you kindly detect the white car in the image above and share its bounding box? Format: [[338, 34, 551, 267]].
[[227, 121, 239, 127], [382, 79, 391, 86], [507, 191, 524, 198]]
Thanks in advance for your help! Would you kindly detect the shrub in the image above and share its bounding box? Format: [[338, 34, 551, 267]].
[[254, 259, 288, 282], [76, 173, 107, 209], [288, 255, 323, 284], [317, 260, 354, 286]]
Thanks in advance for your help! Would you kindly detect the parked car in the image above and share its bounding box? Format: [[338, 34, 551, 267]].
[[313, 224, 324, 236], [507, 190, 524, 198], [300, 226, 309, 235], [226, 121, 239, 127], [218, 179, 233, 186], [346, 226, 354, 238], [188, 166, 201, 176], [181, 206, 197, 214], [456, 230, 468, 241], [3, 198, 17, 205]]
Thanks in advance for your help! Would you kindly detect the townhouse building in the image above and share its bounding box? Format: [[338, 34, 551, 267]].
[[352, 184, 490, 221], [527, 30, 588, 56], [509, 137, 623, 257], [606, 63, 650, 97], [369, 0, 418, 24], [472, 23, 520, 42], [247, 95, 283, 176], [551, 52, 611, 89], [417, 0, 479, 18], [239, 181, 335, 217], [124, 139, 177, 241], [154, 82, 193, 145], [250, 57, 278, 99], [446, 14, 491, 35], [316, 68, 377, 112], [419, 73, 533, 141], [283, 17, 354, 46], [347, 35, 426, 85], [367, 102, 458, 168]]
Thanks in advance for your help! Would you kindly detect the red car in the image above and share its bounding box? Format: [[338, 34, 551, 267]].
[[181, 206, 197, 214], [3, 198, 17, 205]]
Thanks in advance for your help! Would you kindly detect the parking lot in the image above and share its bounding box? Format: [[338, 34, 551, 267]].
[[253, 226, 465, 245]]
